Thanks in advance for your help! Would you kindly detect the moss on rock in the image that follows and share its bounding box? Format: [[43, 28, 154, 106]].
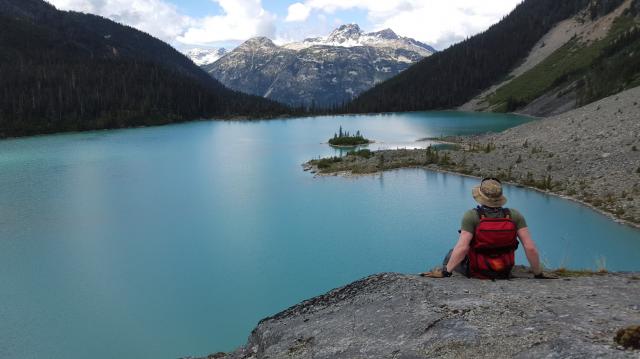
[[615, 325, 640, 349]]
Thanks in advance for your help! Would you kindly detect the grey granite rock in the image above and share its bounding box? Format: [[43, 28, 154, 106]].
[[196, 270, 640, 358]]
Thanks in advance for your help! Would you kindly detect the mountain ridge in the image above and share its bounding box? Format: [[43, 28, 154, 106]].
[[199, 24, 435, 108], [0, 0, 289, 137], [345, 0, 640, 117], [344, 0, 603, 114], [468, 0, 640, 116], [283, 24, 436, 56]]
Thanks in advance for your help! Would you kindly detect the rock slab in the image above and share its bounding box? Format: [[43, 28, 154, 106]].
[[201, 271, 640, 358]]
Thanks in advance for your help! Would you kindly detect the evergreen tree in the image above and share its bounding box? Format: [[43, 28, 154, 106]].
[[0, 0, 292, 137]]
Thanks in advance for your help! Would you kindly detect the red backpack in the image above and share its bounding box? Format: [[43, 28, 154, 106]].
[[468, 207, 519, 279]]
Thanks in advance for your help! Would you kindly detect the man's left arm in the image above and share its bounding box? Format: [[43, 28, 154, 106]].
[[446, 231, 473, 273]]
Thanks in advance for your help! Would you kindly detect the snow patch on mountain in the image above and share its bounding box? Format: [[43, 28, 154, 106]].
[[184, 47, 228, 66], [202, 24, 437, 107], [283, 24, 436, 57]]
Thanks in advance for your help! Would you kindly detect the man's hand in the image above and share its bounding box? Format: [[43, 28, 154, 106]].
[[534, 272, 559, 279], [420, 266, 450, 278]]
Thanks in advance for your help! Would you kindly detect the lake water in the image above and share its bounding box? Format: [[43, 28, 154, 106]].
[[1, 112, 639, 359]]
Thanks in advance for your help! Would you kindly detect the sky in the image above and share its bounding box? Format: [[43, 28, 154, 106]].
[[47, 0, 522, 51]]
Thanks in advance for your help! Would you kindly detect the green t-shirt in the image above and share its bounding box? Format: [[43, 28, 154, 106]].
[[460, 207, 527, 234]]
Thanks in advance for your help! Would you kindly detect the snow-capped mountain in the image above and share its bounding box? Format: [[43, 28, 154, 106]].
[[202, 24, 436, 108], [284, 24, 436, 58], [184, 47, 228, 66]]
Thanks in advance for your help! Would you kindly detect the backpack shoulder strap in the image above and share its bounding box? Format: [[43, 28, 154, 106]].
[[502, 208, 511, 219], [475, 207, 486, 219]]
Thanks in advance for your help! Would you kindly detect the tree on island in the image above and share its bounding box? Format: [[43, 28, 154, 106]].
[[329, 126, 371, 146]]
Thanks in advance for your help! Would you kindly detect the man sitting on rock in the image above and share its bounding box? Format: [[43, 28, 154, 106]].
[[422, 177, 555, 279]]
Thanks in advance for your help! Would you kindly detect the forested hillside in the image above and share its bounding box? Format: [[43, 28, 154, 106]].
[[0, 0, 290, 137], [485, 0, 640, 114], [345, 0, 622, 113]]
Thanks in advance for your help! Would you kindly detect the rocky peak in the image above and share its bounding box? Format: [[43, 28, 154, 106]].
[[327, 24, 363, 44], [369, 28, 399, 40], [205, 24, 435, 108], [240, 36, 277, 49], [284, 24, 435, 55]]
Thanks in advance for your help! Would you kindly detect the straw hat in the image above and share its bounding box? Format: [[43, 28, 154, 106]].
[[472, 178, 507, 208]]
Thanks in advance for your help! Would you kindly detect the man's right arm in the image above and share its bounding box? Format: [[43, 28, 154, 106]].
[[517, 227, 542, 275]]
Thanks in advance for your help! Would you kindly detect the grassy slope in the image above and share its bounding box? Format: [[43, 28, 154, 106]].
[[488, 13, 640, 112], [342, 0, 593, 113]]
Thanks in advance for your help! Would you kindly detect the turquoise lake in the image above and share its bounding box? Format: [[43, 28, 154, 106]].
[[1, 112, 639, 358]]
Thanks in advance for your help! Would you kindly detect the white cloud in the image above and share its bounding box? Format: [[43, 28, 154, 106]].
[[48, 0, 191, 43], [289, 0, 405, 16], [179, 0, 276, 44], [375, 1, 521, 49], [48, 0, 521, 49], [285, 0, 521, 49], [48, 0, 276, 46], [286, 2, 311, 22]]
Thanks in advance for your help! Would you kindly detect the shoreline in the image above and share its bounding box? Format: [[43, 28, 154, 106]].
[[305, 87, 640, 231], [327, 140, 375, 148], [0, 108, 533, 141], [306, 163, 640, 230], [0, 113, 303, 141]]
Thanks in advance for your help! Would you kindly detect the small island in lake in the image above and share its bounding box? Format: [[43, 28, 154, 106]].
[[328, 127, 371, 147]]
